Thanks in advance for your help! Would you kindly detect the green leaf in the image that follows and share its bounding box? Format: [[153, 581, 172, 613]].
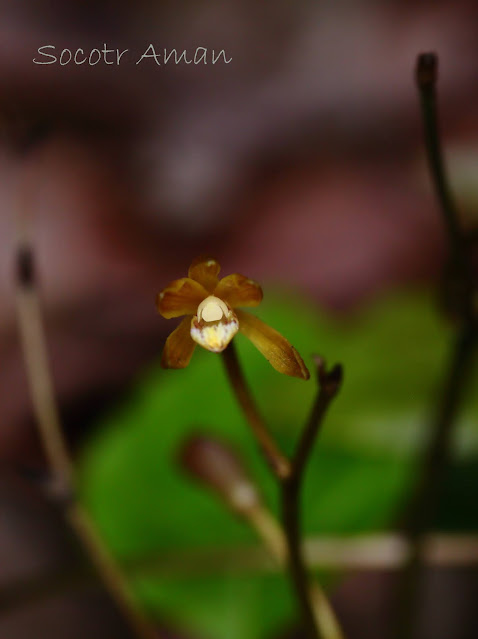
[[78, 290, 478, 639]]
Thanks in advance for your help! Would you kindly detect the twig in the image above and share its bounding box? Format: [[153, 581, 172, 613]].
[[222, 342, 291, 479], [292, 359, 343, 479], [13, 165, 158, 639], [281, 359, 343, 639], [132, 532, 478, 572], [415, 54, 463, 255], [394, 52, 478, 639], [247, 505, 344, 639], [3, 532, 478, 616], [416, 52, 474, 321], [395, 326, 476, 638], [222, 343, 344, 639]]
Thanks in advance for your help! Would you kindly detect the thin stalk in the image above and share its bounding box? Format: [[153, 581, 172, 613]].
[[292, 361, 343, 479], [247, 506, 343, 639], [281, 476, 323, 639], [394, 53, 478, 638], [222, 342, 291, 478], [222, 344, 344, 639], [14, 233, 158, 637], [395, 321, 476, 638], [2, 532, 478, 616], [281, 360, 343, 639], [416, 53, 463, 254]]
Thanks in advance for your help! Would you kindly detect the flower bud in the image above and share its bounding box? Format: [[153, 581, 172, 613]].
[[313, 356, 343, 396], [179, 433, 261, 514]]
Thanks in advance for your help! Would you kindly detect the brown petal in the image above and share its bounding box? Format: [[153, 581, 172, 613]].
[[236, 310, 310, 380], [161, 316, 196, 368], [188, 256, 221, 292], [214, 274, 263, 308], [156, 277, 208, 319]]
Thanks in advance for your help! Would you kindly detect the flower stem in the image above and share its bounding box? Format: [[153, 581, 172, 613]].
[[394, 53, 478, 638], [281, 476, 321, 639], [13, 197, 158, 638], [222, 343, 291, 479], [247, 506, 343, 639], [292, 360, 343, 480], [281, 360, 343, 639], [416, 53, 463, 256], [395, 321, 476, 638], [222, 344, 344, 639]]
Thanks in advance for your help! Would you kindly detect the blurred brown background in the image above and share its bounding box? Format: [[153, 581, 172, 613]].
[[1, 0, 478, 637]]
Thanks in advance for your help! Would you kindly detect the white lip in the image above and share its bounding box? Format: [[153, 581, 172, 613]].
[[190, 306, 239, 353]]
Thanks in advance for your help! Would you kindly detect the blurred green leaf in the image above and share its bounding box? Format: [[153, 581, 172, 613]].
[[79, 290, 478, 639], [136, 573, 295, 639]]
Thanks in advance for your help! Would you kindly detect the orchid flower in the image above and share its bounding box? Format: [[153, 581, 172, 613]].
[[156, 256, 309, 380]]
